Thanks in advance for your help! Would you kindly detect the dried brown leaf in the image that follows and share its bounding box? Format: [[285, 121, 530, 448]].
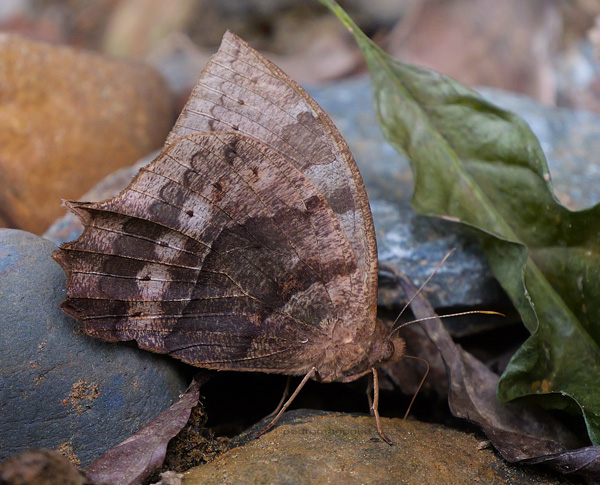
[[85, 375, 205, 485]]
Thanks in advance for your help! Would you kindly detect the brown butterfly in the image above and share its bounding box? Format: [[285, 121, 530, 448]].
[[54, 31, 405, 444]]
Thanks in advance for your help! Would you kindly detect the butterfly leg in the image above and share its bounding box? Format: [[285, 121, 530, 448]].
[[256, 367, 318, 439], [371, 367, 393, 445], [264, 376, 291, 420], [366, 373, 374, 416]]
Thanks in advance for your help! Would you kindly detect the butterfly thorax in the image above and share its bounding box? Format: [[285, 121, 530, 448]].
[[317, 319, 405, 383]]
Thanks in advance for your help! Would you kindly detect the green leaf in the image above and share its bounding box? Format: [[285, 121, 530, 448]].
[[320, 0, 600, 444]]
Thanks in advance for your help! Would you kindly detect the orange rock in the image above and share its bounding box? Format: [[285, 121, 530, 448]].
[[0, 34, 174, 234]]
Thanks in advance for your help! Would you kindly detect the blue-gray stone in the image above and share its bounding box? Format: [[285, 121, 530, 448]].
[[0, 229, 188, 467]]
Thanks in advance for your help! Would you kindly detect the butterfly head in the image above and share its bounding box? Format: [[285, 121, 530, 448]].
[[368, 319, 406, 367], [321, 319, 405, 383]]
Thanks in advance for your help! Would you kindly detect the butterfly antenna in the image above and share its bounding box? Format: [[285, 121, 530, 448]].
[[393, 310, 504, 334], [402, 354, 430, 420], [389, 249, 456, 336]]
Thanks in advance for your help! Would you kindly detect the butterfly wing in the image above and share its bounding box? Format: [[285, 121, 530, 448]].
[[55, 32, 379, 374]]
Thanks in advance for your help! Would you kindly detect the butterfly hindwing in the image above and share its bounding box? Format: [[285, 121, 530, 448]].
[[56, 132, 365, 374]]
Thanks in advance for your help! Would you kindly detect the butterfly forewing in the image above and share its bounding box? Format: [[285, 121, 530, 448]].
[[167, 32, 378, 308]]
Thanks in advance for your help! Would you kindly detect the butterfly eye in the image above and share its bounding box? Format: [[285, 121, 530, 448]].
[[383, 341, 395, 361]]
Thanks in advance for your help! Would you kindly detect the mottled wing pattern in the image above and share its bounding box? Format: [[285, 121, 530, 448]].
[[167, 32, 378, 313], [56, 133, 364, 374]]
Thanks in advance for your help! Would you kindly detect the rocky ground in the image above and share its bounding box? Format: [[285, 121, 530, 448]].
[[2, 1, 600, 483]]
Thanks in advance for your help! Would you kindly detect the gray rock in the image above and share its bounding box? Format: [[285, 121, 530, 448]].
[[0, 229, 188, 467]]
